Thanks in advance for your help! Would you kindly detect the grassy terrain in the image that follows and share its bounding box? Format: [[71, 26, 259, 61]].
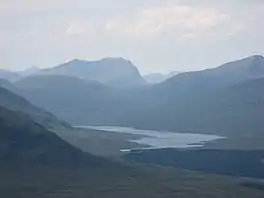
[[124, 149, 264, 179], [1, 165, 263, 198], [203, 136, 264, 150]]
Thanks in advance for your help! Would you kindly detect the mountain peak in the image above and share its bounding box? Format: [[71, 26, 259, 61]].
[[238, 54, 264, 64], [68, 57, 133, 66], [101, 57, 125, 60], [217, 54, 264, 70], [100, 57, 131, 63], [247, 54, 264, 60], [18, 66, 40, 76], [69, 57, 130, 63], [38, 57, 146, 87], [68, 58, 86, 64]]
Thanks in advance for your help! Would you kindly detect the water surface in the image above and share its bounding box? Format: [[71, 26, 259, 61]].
[[79, 126, 224, 151]]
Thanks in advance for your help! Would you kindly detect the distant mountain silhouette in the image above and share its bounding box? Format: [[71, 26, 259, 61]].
[[0, 69, 20, 82], [37, 57, 146, 88], [144, 71, 181, 84], [144, 71, 180, 84], [18, 66, 40, 77], [144, 73, 165, 84], [0, 67, 40, 82]]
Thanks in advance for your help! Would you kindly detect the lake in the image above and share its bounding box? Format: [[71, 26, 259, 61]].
[[78, 126, 224, 151]]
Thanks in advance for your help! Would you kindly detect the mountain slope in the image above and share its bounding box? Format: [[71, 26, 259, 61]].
[[15, 74, 106, 90], [155, 55, 264, 96], [125, 55, 264, 138], [0, 85, 70, 131], [124, 55, 264, 135], [12, 75, 120, 125], [38, 58, 146, 87], [0, 106, 108, 167], [128, 76, 264, 137], [195, 77, 264, 136]]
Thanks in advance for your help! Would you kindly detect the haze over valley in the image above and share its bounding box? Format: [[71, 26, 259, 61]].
[[2, 54, 264, 153], [1, 1, 264, 197], [1, 53, 264, 197]]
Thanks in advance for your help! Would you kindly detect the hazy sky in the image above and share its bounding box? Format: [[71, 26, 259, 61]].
[[1, 0, 263, 74]]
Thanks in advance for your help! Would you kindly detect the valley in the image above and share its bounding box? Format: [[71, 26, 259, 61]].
[[78, 126, 223, 152], [2, 1, 264, 197], [1, 55, 264, 197]]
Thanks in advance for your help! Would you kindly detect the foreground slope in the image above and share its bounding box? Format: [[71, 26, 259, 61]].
[[2, 165, 263, 198], [125, 148, 264, 178], [0, 106, 262, 198], [0, 105, 107, 167]]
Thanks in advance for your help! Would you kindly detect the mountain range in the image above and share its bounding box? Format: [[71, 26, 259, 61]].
[[37, 57, 146, 88], [4, 55, 263, 139], [0, 66, 40, 82], [134, 55, 264, 137], [0, 57, 146, 88], [1, 55, 264, 197]]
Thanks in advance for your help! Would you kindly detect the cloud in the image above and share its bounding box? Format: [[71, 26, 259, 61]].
[[104, 5, 230, 40], [0, 0, 263, 73], [66, 20, 93, 36]]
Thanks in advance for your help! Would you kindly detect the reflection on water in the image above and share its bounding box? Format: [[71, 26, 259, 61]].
[[78, 126, 225, 151]]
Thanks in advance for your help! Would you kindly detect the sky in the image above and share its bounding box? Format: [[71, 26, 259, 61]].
[[0, 0, 264, 74]]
